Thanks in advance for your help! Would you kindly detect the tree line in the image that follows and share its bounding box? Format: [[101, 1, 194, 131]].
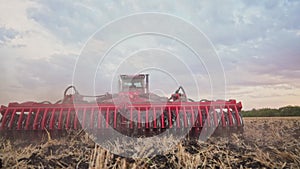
[[241, 106, 300, 117]]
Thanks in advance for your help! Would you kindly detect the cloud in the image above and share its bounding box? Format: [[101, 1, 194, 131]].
[[0, 27, 19, 46], [27, 1, 101, 43], [16, 54, 76, 87]]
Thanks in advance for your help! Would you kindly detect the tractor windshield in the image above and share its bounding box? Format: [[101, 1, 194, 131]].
[[123, 81, 142, 88], [119, 74, 148, 93]]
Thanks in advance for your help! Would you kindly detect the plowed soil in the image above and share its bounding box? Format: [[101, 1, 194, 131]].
[[0, 117, 299, 168]]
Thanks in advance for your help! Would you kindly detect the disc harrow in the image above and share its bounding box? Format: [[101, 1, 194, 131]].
[[0, 74, 244, 137]]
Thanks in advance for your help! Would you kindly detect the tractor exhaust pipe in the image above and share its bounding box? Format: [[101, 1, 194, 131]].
[[146, 74, 149, 94]]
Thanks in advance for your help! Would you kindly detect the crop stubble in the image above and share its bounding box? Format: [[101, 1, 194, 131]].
[[0, 117, 299, 168]]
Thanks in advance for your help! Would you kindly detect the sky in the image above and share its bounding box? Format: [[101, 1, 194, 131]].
[[0, 0, 299, 110]]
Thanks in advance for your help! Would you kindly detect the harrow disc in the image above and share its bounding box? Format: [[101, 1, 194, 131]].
[[0, 100, 243, 138]]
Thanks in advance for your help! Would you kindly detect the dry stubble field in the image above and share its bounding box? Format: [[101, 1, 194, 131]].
[[0, 117, 299, 168]]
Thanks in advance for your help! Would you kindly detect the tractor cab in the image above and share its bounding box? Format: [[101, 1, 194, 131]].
[[119, 74, 149, 94]]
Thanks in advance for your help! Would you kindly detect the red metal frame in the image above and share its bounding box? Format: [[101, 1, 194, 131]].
[[0, 74, 243, 132], [0, 100, 243, 131]]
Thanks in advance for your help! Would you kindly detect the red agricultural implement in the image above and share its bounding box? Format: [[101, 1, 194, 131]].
[[0, 74, 244, 138]]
